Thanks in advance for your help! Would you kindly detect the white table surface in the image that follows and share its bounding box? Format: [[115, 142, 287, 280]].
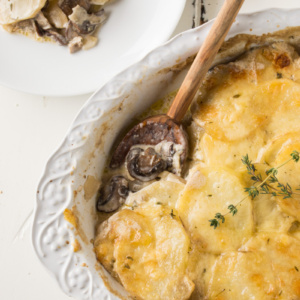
[[0, 0, 298, 299]]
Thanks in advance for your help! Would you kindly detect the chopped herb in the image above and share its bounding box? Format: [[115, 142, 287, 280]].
[[233, 94, 240, 98], [277, 72, 283, 79], [215, 289, 226, 297], [110, 259, 116, 267], [203, 268, 206, 274], [124, 264, 130, 269], [126, 256, 133, 261], [156, 202, 162, 205], [295, 266, 299, 272], [170, 209, 176, 218], [207, 194, 213, 197]]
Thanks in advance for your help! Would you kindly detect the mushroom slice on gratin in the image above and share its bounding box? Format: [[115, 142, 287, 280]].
[[94, 204, 194, 300], [260, 132, 300, 221], [242, 232, 300, 299], [206, 251, 277, 299], [177, 166, 254, 254]]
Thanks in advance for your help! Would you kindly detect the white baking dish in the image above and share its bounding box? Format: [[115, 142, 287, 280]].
[[32, 8, 300, 300]]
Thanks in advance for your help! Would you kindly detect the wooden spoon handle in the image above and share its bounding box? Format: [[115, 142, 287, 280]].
[[167, 0, 244, 122]]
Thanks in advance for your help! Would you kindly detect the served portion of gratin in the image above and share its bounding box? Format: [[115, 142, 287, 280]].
[[94, 29, 300, 299], [0, 0, 110, 53]]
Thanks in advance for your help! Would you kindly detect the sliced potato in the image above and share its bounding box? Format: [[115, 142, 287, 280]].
[[193, 78, 267, 142], [125, 177, 185, 209], [264, 80, 300, 140], [192, 43, 300, 143], [253, 193, 297, 233], [0, 0, 47, 25], [259, 133, 300, 221], [187, 247, 218, 298], [198, 131, 267, 170], [207, 251, 277, 299], [243, 232, 300, 299], [177, 166, 254, 253], [94, 205, 194, 300]]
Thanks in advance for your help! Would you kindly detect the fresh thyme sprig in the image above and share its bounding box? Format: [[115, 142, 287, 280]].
[[209, 150, 300, 229]]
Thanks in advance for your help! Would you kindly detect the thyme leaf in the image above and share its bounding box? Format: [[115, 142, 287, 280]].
[[228, 204, 238, 216], [291, 150, 300, 162], [209, 213, 225, 229], [124, 264, 130, 269]]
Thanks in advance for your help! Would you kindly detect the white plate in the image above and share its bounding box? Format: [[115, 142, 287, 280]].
[[0, 0, 185, 97], [32, 8, 300, 300]]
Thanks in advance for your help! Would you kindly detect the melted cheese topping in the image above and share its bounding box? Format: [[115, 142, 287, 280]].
[[177, 166, 254, 253], [242, 233, 300, 299], [207, 251, 277, 299], [95, 38, 300, 299], [94, 204, 194, 300]]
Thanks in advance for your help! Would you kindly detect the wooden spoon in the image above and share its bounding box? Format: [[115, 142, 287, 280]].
[[110, 0, 244, 170]]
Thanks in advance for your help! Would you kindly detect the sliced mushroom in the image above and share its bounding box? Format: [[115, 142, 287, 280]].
[[65, 20, 79, 40], [58, 0, 90, 16], [110, 115, 188, 170], [43, 3, 68, 29], [47, 29, 68, 45], [126, 147, 167, 182], [155, 141, 175, 167], [33, 13, 68, 45], [34, 12, 52, 30], [33, 20, 46, 36], [69, 5, 106, 35], [97, 176, 129, 213], [154, 141, 184, 175], [68, 36, 83, 53]]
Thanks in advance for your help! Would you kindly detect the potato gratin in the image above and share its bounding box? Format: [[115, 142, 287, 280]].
[[94, 29, 300, 300]]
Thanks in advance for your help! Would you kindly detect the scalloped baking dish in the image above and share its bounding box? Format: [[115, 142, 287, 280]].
[[32, 8, 300, 300]]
